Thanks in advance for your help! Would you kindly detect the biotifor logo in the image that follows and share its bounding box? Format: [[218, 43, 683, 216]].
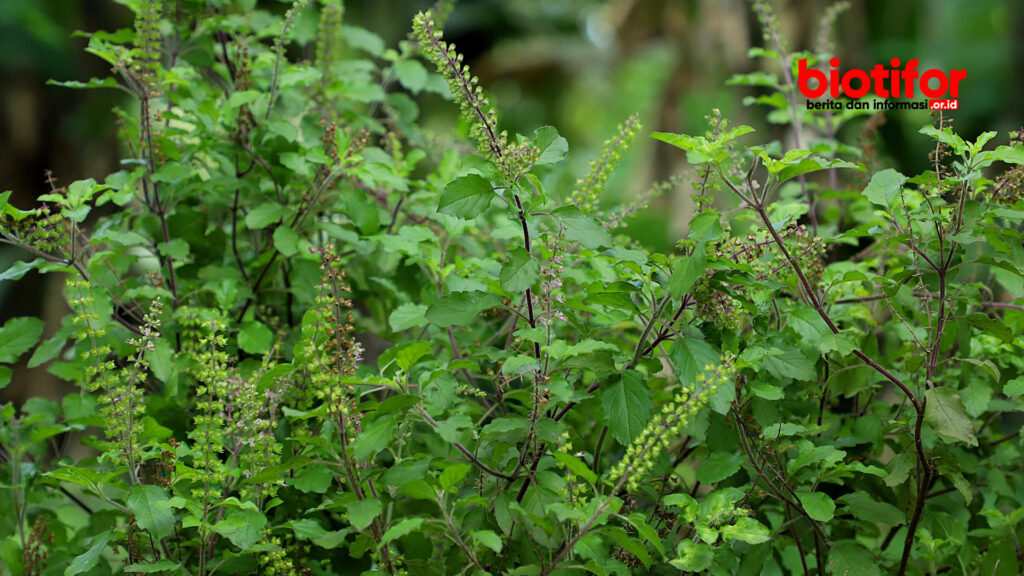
[[798, 58, 965, 111]]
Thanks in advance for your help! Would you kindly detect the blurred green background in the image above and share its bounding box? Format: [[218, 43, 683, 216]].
[[0, 0, 1020, 381]]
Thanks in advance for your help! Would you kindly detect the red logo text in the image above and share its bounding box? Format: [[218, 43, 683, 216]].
[[798, 58, 965, 101]]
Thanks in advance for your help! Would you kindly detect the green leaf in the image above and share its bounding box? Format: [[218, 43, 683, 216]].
[[797, 491, 836, 522], [626, 512, 665, 555], [289, 519, 351, 549], [533, 126, 568, 166], [0, 316, 45, 363], [988, 144, 1024, 165], [473, 530, 503, 553], [542, 339, 617, 361], [0, 366, 10, 390], [0, 258, 42, 282], [670, 539, 714, 571], [668, 246, 705, 298], [663, 493, 698, 522], [152, 162, 191, 183], [388, 303, 428, 331], [65, 531, 113, 576], [501, 354, 538, 376], [776, 156, 861, 183], [553, 206, 613, 249], [601, 369, 653, 444], [439, 462, 472, 492], [761, 346, 817, 381], [127, 485, 174, 540], [924, 387, 977, 446], [273, 225, 302, 256], [919, 125, 966, 154], [158, 238, 190, 260], [827, 541, 880, 576], [352, 415, 396, 460], [670, 334, 719, 386], [697, 452, 743, 484], [837, 491, 904, 526], [425, 291, 503, 327], [500, 247, 540, 292], [394, 59, 428, 92], [1004, 376, 1024, 397], [381, 518, 424, 545], [245, 202, 286, 229], [28, 326, 69, 368], [393, 341, 432, 372], [238, 321, 273, 354], [213, 509, 267, 550], [292, 465, 333, 493], [861, 168, 906, 207], [553, 451, 597, 485], [347, 498, 382, 531], [438, 174, 494, 219], [721, 517, 771, 545]]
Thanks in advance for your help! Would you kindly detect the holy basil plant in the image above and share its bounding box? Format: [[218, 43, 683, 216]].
[[1, 1, 1023, 575]]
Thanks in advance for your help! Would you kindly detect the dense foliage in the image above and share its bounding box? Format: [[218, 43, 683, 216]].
[[2, 1, 1024, 575]]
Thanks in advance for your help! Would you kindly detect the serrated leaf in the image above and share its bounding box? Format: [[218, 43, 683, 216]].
[[292, 465, 333, 493], [28, 327, 70, 368], [352, 415, 396, 460], [388, 303, 428, 331], [553, 451, 597, 485], [347, 498, 381, 531], [533, 126, 568, 166], [127, 485, 174, 540], [0, 316, 44, 363], [601, 369, 652, 444], [761, 346, 817, 382], [776, 156, 861, 183], [670, 334, 719, 386], [65, 532, 113, 576], [273, 225, 301, 256], [697, 452, 743, 484], [438, 174, 494, 219], [553, 206, 613, 249], [671, 540, 714, 571], [989, 144, 1024, 165], [1004, 376, 1024, 397], [827, 541, 880, 576], [473, 530, 503, 553], [394, 59, 428, 92], [245, 202, 286, 229], [721, 517, 771, 544], [668, 246, 705, 298], [381, 518, 424, 545], [862, 168, 906, 207], [500, 247, 540, 292], [837, 491, 904, 526], [919, 125, 966, 154], [0, 258, 42, 282], [213, 509, 266, 550], [924, 387, 977, 446], [158, 238, 189, 260], [425, 291, 503, 327], [393, 341, 432, 372], [439, 462, 472, 492], [238, 321, 273, 354], [797, 491, 836, 522]]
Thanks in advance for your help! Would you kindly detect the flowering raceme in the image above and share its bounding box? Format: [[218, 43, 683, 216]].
[[610, 354, 736, 491]]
